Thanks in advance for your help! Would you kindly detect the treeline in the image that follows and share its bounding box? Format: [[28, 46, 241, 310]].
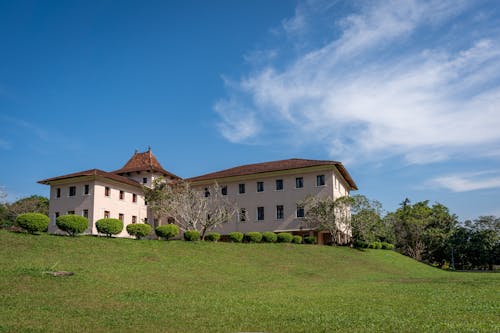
[[0, 195, 49, 228], [350, 195, 499, 270]]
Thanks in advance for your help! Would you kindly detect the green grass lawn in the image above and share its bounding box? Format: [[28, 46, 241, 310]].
[[0, 230, 498, 332]]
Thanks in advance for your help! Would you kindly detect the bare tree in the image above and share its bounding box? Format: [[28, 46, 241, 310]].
[[298, 195, 352, 245]]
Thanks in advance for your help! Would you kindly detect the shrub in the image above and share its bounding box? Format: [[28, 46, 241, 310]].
[[205, 232, 221, 242], [184, 230, 200, 241], [303, 236, 317, 244], [354, 240, 369, 248], [292, 235, 303, 244], [126, 223, 152, 239], [56, 214, 88, 236], [155, 224, 179, 240], [262, 232, 277, 243], [245, 232, 262, 243], [228, 232, 243, 243], [381, 242, 395, 250], [277, 232, 293, 243], [95, 218, 123, 237], [16, 213, 49, 234], [371, 241, 382, 249]]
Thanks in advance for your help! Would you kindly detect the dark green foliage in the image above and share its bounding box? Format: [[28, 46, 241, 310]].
[[56, 214, 88, 236], [381, 242, 395, 250], [183, 230, 200, 241], [244, 232, 262, 243], [95, 218, 123, 237], [1, 195, 49, 228], [126, 223, 152, 239], [303, 236, 317, 244], [205, 232, 220, 242], [155, 224, 179, 240], [261, 232, 277, 243], [292, 235, 302, 244], [228, 232, 243, 243], [16, 213, 49, 234], [277, 232, 293, 243]]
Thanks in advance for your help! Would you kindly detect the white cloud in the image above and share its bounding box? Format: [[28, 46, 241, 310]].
[[429, 171, 500, 192], [215, 0, 500, 164]]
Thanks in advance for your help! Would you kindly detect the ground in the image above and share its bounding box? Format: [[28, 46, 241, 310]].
[[0, 230, 498, 332]]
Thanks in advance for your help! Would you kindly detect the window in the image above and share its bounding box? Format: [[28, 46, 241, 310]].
[[275, 179, 283, 191], [143, 177, 148, 184], [204, 188, 210, 197], [221, 186, 228, 196], [295, 177, 304, 188], [144, 217, 148, 223], [119, 190, 124, 200], [83, 209, 88, 219], [276, 205, 284, 219], [132, 193, 137, 203], [317, 175, 325, 186], [132, 216, 137, 224], [238, 183, 246, 194], [56, 188, 61, 198], [119, 213, 124, 222], [239, 208, 247, 222], [257, 207, 265, 221], [104, 211, 110, 218], [67, 210, 75, 215], [296, 205, 305, 218], [257, 181, 264, 192], [69, 186, 76, 197], [55, 212, 60, 218], [105, 187, 110, 197], [84, 184, 90, 195]]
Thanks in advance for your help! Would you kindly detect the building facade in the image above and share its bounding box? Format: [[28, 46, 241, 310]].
[[38, 150, 357, 243], [187, 159, 357, 244]]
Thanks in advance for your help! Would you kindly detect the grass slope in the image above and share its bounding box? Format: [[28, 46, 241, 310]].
[[0, 230, 498, 332]]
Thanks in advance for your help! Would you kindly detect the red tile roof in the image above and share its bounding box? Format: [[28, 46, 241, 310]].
[[38, 169, 143, 188], [186, 158, 358, 190], [112, 149, 180, 179]]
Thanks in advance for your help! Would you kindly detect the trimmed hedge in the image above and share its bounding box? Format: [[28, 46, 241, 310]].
[[381, 242, 395, 250], [56, 214, 88, 236], [262, 232, 277, 243], [16, 213, 49, 234], [228, 232, 243, 243], [277, 232, 293, 243], [126, 223, 152, 239], [184, 230, 200, 241], [205, 232, 221, 242], [303, 236, 316, 244], [245, 232, 262, 243], [95, 218, 123, 237], [292, 235, 303, 244], [155, 224, 179, 240]]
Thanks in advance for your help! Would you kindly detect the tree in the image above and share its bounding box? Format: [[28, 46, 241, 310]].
[[349, 194, 389, 244], [143, 177, 176, 228], [145, 180, 237, 240], [2, 195, 49, 227], [298, 195, 351, 245]]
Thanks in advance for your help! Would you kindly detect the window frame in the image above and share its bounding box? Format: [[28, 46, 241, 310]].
[[276, 205, 284, 220], [239, 208, 247, 222], [296, 205, 305, 218], [69, 186, 76, 197], [257, 181, 264, 193], [295, 177, 304, 189], [316, 174, 326, 187], [275, 179, 284, 191], [238, 183, 246, 194], [257, 206, 265, 221], [105, 187, 111, 197]]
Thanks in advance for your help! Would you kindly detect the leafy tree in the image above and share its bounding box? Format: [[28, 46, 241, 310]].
[[1, 195, 49, 227], [349, 194, 390, 244], [143, 177, 176, 228], [298, 195, 351, 245]]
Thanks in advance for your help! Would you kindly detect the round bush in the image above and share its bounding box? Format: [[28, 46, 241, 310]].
[[16, 213, 49, 234], [205, 232, 221, 242], [56, 214, 88, 236], [277, 232, 293, 243], [155, 224, 179, 240], [95, 218, 123, 237], [228, 232, 243, 243], [184, 230, 200, 241], [381, 242, 395, 250], [292, 235, 303, 244], [126, 223, 152, 239], [244, 232, 262, 243], [303, 236, 317, 244], [262, 232, 277, 243]]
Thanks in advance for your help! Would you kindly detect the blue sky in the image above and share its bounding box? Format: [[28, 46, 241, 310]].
[[1, 0, 499, 220]]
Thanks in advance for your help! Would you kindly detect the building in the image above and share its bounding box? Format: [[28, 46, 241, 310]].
[[38, 150, 357, 243], [38, 148, 180, 237], [187, 159, 357, 244]]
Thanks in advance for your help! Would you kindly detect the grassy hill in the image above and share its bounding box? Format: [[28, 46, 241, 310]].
[[0, 230, 498, 332]]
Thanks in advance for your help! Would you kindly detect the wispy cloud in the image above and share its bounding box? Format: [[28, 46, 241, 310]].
[[428, 170, 500, 192], [215, 0, 500, 164]]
